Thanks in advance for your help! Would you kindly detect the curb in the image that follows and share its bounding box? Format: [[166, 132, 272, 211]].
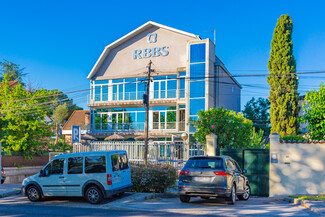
[[284, 197, 325, 216], [0, 190, 21, 198]]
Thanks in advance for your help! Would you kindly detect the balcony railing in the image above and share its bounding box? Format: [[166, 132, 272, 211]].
[[88, 89, 185, 104], [92, 123, 145, 131], [89, 121, 184, 132]]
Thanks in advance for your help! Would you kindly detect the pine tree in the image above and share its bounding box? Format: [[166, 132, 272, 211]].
[[267, 14, 299, 137]]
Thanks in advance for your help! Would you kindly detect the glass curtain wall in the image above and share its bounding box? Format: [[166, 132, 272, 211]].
[[153, 76, 177, 99], [152, 106, 176, 130], [189, 43, 206, 133], [179, 72, 186, 98]]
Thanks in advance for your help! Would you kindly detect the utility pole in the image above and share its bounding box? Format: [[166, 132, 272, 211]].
[[143, 60, 154, 164]]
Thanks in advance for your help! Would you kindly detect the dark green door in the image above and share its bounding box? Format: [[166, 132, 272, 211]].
[[217, 148, 269, 196], [243, 149, 269, 197]]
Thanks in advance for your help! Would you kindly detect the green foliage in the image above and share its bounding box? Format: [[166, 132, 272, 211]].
[[0, 75, 54, 156], [282, 134, 304, 142], [0, 59, 27, 85], [48, 138, 72, 152], [250, 128, 267, 149], [192, 107, 253, 148], [53, 103, 69, 144], [242, 97, 270, 136], [131, 163, 177, 193], [301, 83, 325, 140], [267, 14, 300, 137]]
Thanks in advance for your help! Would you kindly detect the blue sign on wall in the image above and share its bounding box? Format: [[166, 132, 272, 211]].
[[72, 125, 81, 143]]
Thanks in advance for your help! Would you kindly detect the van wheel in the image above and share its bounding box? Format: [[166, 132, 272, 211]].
[[85, 186, 103, 204], [226, 184, 236, 205], [1, 180, 4, 184], [238, 184, 250, 200], [26, 185, 41, 202], [180, 195, 190, 203]]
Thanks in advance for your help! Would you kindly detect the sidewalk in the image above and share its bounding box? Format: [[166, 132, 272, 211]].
[[0, 184, 21, 198], [284, 197, 325, 216]]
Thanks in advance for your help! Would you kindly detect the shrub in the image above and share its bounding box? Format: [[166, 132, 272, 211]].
[[282, 135, 304, 142], [131, 163, 177, 193]]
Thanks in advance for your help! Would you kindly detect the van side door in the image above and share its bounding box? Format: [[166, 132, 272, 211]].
[[110, 154, 123, 189], [40, 158, 66, 196], [65, 156, 84, 196], [120, 152, 131, 186]]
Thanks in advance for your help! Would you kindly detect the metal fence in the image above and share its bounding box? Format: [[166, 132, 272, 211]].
[[73, 141, 205, 169]]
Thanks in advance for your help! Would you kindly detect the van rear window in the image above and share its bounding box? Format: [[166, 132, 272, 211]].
[[184, 158, 224, 169], [85, 156, 106, 173]]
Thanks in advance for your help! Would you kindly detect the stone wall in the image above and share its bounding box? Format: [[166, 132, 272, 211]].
[[3, 166, 43, 184], [1, 155, 49, 167], [269, 133, 325, 196]]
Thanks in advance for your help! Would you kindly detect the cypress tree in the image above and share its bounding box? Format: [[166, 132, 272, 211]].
[[267, 14, 299, 137]]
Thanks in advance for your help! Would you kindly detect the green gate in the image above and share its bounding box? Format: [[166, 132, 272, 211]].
[[216, 148, 269, 196]]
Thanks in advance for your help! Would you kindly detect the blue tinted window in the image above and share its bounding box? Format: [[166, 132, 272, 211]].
[[190, 98, 205, 115], [95, 87, 100, 101], [153, 76, 166, 81], [94, 80, 108, 85], [137, 80, 145, 100], [113, 85, 117, 101], [167, 75, 177, 79], [179, 78, 185, 98], [118, 84, 123, 100], [190, 81, 205, 98], [190, 63, 205, 79], [154, 82, 159, 99], [102, 85, 108, 101], [125, 82, 136, 100], [189, 116, 198, 133], [190, 43, 206, 63], [112, 79, 124, 83], [179, 71, 186, 77], [167, 80, 177, 98]]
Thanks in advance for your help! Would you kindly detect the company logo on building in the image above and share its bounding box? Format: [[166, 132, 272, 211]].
[[133, 33, 169, 59]]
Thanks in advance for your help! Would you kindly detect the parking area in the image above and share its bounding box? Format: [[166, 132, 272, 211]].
[[0, 194, 317, 216]]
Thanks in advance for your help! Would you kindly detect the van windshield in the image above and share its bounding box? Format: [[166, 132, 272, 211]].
[[184, 158, 224, 169]]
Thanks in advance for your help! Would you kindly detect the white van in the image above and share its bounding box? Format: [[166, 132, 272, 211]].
[[22, 151, 132, 204]]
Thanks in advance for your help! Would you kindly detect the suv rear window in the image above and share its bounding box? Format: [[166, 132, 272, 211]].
[[184, 158, 224, 169]]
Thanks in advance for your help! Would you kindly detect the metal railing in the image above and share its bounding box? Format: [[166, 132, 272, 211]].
[[88, 89, 184, 104], [73, 141, 197, 169]]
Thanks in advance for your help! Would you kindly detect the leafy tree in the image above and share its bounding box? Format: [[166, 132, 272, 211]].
[[250, 128, 267, 149], [53, 103, 69, 144], [267, 14, 300, 137], [0, 59, 27, 85], [301, 83, 325, 140], [192, 107, 253, 148], [0, 74, 54, 155], [242, 97, 270, 135]]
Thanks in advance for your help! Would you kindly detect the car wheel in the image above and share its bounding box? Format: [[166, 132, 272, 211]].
[[200, 196, 210, 200], [226, 184, 236, 205], [26, 185, 41, 202], [180, 195, 191, 203], [1, 180, 4, 184], [85, 186, 103, 204], [238, 183, 250, 200]]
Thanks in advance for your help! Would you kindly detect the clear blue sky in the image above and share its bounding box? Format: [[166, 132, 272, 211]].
[[1, 0, 325, 109]]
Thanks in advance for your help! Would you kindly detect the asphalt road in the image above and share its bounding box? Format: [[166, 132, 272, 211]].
[[0, 194, 317, 217]]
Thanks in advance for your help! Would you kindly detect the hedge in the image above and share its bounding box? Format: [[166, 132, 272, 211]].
[[131, 163, 177, 193]]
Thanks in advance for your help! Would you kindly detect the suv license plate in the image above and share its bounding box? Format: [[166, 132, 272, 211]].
[[193, 177, 210, 182]]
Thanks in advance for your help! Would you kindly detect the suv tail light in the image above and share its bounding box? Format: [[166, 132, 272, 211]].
[[214, 171, 229, 177], [107, 174, 112, 185], [179, 171, 189, 176]]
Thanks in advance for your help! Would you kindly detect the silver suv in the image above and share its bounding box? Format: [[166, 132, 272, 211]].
[[178, 156, 250, 204]]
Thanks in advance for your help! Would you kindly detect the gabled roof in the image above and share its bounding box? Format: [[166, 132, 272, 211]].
[[62, 110, 90, 131], [87, 21, 199, 80]]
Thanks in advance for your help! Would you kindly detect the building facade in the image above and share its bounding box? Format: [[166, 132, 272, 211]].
[[86, 21, 241, 141]]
